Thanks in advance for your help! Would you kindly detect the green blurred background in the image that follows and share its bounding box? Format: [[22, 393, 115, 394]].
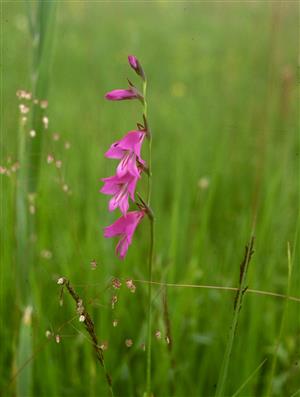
[[1, 1, 299, 396]]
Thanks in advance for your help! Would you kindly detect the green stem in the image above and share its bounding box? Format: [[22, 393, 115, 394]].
[[215, 236, 254, 397], [146, 218, 154, 396], [143, 78, 154, 397], [265, 241, 293, 396]]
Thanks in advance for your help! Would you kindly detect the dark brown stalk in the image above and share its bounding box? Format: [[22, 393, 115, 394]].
[[58, 277, 114, 395]]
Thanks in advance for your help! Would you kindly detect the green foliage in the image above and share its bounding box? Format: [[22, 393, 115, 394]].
[[1, 2, 299, 396]]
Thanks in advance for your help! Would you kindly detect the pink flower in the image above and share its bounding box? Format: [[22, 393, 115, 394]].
[[101, 173, 139, 216], [105, 130, 146, 177], [128, 55, 138, 70], [105, 88, 140, 101], [104, 211, 145, 259], [128, 55, 145, 80]]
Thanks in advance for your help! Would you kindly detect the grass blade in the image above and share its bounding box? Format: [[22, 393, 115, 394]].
[[231, 359, 267, 397], [215, 236, 255, 397]]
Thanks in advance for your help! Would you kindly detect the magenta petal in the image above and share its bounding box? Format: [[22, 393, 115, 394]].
[[105, 145, 124, 159], [101, 173, 136, 215], [128, 177, 138, 201], [104, 211, 145, 259], [116, 236, 129, 260], [116, 153, 140, 178], [118, 131, 145, 156], [105, 131, 145, 160], [100, 176, 120, 195]]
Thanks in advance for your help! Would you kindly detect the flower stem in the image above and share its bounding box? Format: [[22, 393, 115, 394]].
[[143, 78, 154, 397], [146, 217, 154, 396]]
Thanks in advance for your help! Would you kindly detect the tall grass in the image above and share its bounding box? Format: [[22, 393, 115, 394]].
[[15, 2, 56, 396]]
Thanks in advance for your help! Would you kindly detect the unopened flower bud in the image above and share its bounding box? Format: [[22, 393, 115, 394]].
[[128, 55, 145, 80]]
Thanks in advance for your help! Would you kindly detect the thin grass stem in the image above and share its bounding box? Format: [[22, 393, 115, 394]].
[[143, 77, 155, 397], [215, 236, 255, 397], [265, 242, 294, 396], [231, 359, 268, 397]]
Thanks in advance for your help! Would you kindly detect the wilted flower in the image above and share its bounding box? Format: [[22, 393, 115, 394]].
[[104, 211, 145, 260]]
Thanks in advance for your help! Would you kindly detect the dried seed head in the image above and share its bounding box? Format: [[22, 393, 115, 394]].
[[16, 90, 32, 100], [55, 160, 62, 169], [40, 100, 48, 109], [125, 339, 133, 347], [125, 279, 136, 293], [90, 259, 97, 269], [45, 330, 52, 339], [57, 277, 65, 285], [47, 154, 54, 164], [19, 104, 30, 114], [111, 295, 118, 309], [79, 315, 85, 322], [112, 278, 122, 289], [77, 299, 84, 314], [198, 176, 210, 190], [62, 184, 69, 193], [55, 335, 61, 344], [41, 249, 52, 259], [100, 341, 108, 351], [11, 162, 20, 172], [42, 116, 49, 129]]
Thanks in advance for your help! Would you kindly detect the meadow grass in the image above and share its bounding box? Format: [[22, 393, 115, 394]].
[[1, 2, 299, 397]]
